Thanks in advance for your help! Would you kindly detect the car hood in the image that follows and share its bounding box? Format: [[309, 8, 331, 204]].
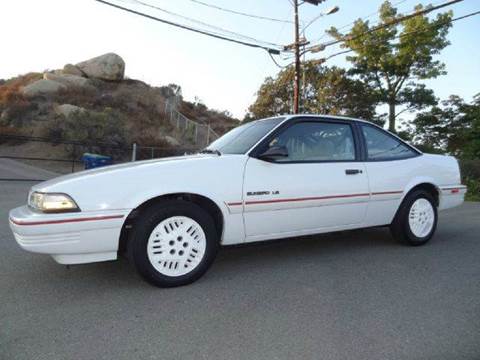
[[32, 154, 217, 191], [30, 152, 248, 212]]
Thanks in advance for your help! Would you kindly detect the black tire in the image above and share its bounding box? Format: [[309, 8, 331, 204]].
[[129, 200, 219, 287], [390, 190, 438, 246]]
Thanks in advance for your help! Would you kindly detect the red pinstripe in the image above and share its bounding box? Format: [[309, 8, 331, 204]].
[[10, 214, 124, 226], [226, 190, 403, 207], [371, 190, 404, 195]]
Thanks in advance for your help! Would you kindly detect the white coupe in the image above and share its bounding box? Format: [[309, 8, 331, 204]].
[[9, 115, 466, 287]]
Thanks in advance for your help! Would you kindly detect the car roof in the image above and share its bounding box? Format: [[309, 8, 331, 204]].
[[281, 114, 371, 124]]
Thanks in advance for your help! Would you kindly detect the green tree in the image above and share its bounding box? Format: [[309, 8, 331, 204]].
[[412, 94, 480, 158], [327, 1, 453, 132], [247, 64, 379, 122]]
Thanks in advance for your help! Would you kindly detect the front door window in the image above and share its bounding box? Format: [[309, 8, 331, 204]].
[[267, 122, 356, 162]]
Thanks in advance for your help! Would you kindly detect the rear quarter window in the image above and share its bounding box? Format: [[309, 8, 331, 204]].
[[361, 124, 418, 161]]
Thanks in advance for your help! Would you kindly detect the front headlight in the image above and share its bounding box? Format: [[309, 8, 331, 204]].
[[28, 192, 80, 213]]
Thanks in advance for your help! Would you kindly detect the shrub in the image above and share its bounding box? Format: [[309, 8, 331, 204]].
[[0, 73, 42, 127], [460, 159, 480, 201], [50, 86, 99, 109], [464, 177, 480, 201], [0, 95, 37, 127], [0, 72, 42, 103], [44, 108, 130, 159]]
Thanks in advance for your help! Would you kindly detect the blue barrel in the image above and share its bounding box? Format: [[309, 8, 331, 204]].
[[81, 153, 113, 170]]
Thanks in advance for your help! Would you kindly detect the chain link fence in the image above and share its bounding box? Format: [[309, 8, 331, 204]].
[[164, 99, 220, 148], [1, 98, 231, 181], [0, 134, 199, 181]]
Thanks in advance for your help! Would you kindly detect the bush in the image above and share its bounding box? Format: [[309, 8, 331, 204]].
[[44, 108, 130, 159], [0, 94, 36, 127], [464, 177, 480, 201], [0, 73, 42, 127], [50, 86, 99, 109], [0, 73, 42, 103], [460, 159, 480, 201]]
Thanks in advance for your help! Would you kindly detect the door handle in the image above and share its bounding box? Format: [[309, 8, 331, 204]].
[[345, 169, 362, 175]]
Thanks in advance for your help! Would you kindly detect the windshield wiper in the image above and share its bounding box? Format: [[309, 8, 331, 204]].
[[199, 148, 221, 156]]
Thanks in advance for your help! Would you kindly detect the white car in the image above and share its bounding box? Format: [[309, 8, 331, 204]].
[[9, 115, 466, 287]]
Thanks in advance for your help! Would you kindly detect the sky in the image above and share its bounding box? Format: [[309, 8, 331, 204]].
[[0, 0, 479, 120]]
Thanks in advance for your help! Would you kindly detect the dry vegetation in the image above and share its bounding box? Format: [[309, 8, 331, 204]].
[[0, 73, 238, 168]]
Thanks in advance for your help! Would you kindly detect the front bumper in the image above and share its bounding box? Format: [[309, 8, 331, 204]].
[[9, 206, 129, 265]]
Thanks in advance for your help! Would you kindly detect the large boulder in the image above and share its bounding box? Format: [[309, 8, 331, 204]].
[[75, 53, 125, 81], [22, 79, 66, 98], [62, 63, 85, 77], [43, 72, 92, 89]]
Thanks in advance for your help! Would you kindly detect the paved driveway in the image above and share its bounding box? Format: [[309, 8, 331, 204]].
[[1, 180, 479, 360]]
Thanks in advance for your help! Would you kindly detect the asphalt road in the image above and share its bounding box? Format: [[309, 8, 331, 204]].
[[0, 158, 58, 181], [1, 180, 479, 360]]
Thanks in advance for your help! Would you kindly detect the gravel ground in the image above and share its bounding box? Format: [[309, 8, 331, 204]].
[[1, 180, 479, 360]]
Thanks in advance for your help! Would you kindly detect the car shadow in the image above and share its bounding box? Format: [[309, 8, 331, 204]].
[[25, 226, 395, 291], [210, 227, 396, 275]]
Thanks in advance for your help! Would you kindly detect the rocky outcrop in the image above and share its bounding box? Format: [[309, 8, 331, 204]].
[[22, 79, 66, 98], [54, 104, 86, 117], [3, 52, 236, 152], [20, 53, 126, 98], [75, 53, 125, 81], [43, 73, 91, 89]]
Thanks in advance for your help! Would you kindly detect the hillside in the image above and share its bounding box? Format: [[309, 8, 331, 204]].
[[0, 53, 238, 170]]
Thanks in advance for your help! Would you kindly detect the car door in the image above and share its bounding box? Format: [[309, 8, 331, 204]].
[[242, 118, 370, 242]]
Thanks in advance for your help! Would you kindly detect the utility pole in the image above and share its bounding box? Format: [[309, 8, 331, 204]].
[[293, 0, 301, 114], [288, 0, 337, 114]]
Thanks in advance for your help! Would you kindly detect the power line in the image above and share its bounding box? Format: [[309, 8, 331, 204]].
[[269, 51, 290, 69], [320, 9, 480, 63], [183, 0, 294, 24], [94, 0, 282, 54], [271, 9, 480, 68], [263, 9, 292, 72], [307, 0, 463, 51], [309, 0, 410, 44], [124, 0, 283, 47]]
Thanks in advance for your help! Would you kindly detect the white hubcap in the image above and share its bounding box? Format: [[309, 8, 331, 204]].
[[408, 198, 435, 238], [147, 216, 207, 277]]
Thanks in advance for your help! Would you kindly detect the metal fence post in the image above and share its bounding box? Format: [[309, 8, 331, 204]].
[[131, 142, 137, 162], [71, 144, 76, 173]]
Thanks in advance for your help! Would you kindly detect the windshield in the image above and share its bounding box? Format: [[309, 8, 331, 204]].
[[206, 117, 285, 154]]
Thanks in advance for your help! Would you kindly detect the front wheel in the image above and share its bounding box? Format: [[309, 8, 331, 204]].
[[390, 190, 438, 246], [130, 200, 219, 287]]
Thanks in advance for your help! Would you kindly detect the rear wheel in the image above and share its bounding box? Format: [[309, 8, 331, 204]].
[[390, 190, 438, 246], [130, 200, 219, 287]]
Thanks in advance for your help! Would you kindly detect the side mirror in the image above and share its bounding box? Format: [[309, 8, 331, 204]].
[[258, 145, 289, 161]]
